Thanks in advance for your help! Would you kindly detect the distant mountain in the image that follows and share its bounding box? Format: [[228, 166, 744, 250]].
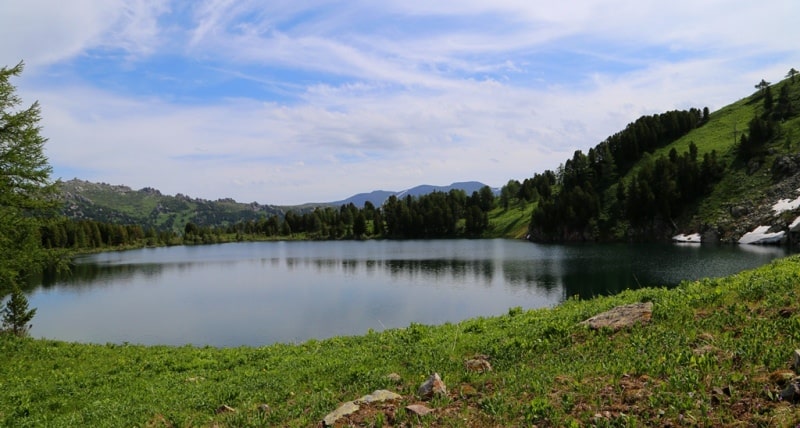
[[331, 181, 498, 207]]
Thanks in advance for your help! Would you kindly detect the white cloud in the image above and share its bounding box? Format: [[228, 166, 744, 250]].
[[3, 1, 800, 205]]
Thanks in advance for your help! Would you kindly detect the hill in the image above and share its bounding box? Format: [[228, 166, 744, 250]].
[[59, 179, 287, 233], [519, 73, 800, 244]]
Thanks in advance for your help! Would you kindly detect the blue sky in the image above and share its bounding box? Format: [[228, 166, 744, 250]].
[[1, 1, 798, 205]]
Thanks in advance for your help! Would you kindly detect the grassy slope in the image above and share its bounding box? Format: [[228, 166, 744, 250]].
[[485, 202, 535, 239], [3, 256, 800, 427], [645, 79, 800, 231]]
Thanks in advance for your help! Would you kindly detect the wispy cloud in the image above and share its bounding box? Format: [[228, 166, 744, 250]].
[[2, 1, 799, 204]]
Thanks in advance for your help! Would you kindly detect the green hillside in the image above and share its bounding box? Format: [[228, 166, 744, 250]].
[[503, 74, 800, 243], [59, 179, 288, 233]]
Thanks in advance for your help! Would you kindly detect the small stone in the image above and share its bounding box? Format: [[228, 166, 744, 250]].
[[257, 403, 270, 413], [464, 356, 492, 373], [386, 372, 402, 383], [357, 390, 402, 404], [215, 405, 236, 414], [322, 401, 360, 427], [418, 373, 447, 400], [459, 384, 478, 398], [406, 403, 434, 416], [769, 369, 796, 385]]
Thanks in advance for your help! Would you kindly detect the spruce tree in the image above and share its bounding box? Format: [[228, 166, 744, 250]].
[[1, 286, 37, 337]]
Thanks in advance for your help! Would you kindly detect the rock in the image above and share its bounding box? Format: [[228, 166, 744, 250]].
[[580, 302, 653, 331], [322, 401, 360, 427], [780, 379, 800, 403], [215, 405, 236, 414], [357, 389, 402, 404], [405, 403, 434, 416], [730, 205, 749, 218], [386, 373, 402, 383], [464, 356, 492, 373], [772, 155, 800, 179], [794, 349, 800, 373], [321, 390, 401, 426], [459, 384, 479, 398], [418, 373, 447, 400], [257, 403, 270, 413], [769, 369, 796, 385], [702, 227, 720, 243]]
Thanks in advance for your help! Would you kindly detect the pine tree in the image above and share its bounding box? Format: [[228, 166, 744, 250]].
[[0, 61, 57, 292], [1, 286, 37, 337]]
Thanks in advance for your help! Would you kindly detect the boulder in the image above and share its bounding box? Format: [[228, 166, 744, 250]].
[[418, 373, 447, 400], [780, 379, 800, 403], [357, 389, 401, 404], [580, 302, 653, 331], [464, 356, 492, 373], [322, 401, 360, 427], [772, 155, 800, 179], [386, 372, 402, 383], [406, 403, 434, 416], [730, 205, 749, 218], [322, 390, 401, 426]]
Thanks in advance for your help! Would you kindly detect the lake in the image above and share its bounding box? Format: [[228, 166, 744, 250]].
[[27, 239, 791, 347]]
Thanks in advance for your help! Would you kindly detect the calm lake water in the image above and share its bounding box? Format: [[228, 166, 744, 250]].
[[27, 239, 791, 347]]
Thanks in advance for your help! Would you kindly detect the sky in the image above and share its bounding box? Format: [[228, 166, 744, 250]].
[[1, 1, 798, 206]]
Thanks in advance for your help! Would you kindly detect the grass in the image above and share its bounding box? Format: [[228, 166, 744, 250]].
[[485, 201, 535, 239], [3, 255, 800, 426]]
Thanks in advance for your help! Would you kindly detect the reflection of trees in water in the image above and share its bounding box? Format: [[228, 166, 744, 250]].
[[31, 262, 168, 291], [385, 259, 490, 285]]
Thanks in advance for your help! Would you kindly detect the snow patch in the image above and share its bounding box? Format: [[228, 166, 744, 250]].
[[672, 233, 701, 243], [790, 216, 800, 232], [773, 189, 800, 214], [738, 226, 786, 245]]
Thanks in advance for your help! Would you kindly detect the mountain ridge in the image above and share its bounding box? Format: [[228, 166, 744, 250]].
[[329, 181, 498, 207]]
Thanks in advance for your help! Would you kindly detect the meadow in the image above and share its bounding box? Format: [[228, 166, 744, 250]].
[[3, 255, 800, 426]]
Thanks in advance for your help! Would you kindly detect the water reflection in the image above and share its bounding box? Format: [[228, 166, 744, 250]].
[[26, 240, 793, 347]]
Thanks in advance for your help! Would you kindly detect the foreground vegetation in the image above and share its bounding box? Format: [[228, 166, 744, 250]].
[[3, 255, 800, 427]]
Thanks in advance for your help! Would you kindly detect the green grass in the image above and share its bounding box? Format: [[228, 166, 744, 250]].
[[485, 201, 535, 239], [4, 255, 800, 426]]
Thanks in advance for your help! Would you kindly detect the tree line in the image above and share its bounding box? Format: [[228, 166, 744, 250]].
[[216, 186, 498, 241]]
